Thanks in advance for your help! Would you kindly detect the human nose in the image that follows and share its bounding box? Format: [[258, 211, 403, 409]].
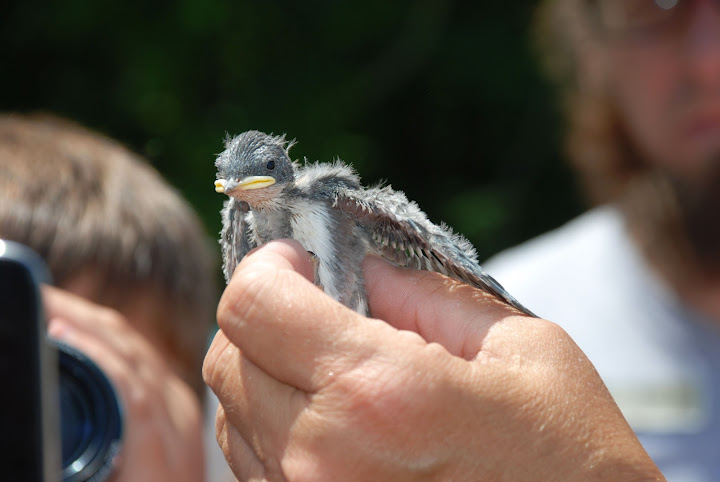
[[684, 0, 720, 89]]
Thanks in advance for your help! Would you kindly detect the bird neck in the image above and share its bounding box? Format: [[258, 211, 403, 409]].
[[249, 196, 286, 212], [239, 184, 290, 211]]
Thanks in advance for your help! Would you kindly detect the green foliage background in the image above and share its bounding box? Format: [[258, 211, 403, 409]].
[[2, 0, 585, 266]]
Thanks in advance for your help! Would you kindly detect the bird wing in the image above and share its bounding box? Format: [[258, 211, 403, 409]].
[[220, 198, 256, 283], [332, 185, 535, 317]]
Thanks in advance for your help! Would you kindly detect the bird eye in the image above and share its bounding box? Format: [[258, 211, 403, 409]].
[[266, 160, 275, 170]]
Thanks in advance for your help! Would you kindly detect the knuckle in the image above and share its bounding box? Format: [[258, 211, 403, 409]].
[[215, 404, 227, 441], [124, 379, 156, 420], [95, 304, 126, 327], [534, 318, 571, 341], [202, 332, 225, 385], [217, 265, 275, 333], [202, 332, 235, 392]]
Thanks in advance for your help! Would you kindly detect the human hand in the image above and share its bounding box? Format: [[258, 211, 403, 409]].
[[44, 286, 205, 482], [204, 240, 663, 481]]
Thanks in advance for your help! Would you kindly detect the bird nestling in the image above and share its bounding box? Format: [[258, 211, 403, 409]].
[[214, 130, 535, 317]]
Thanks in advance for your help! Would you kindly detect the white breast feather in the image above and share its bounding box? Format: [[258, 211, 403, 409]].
[[289, 199, 341, 301]]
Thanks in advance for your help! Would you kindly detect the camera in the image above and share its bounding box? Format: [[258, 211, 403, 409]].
[[0, 240, 124, 482]]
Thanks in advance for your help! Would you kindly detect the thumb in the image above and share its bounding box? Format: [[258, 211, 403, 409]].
[[363, 255, 525, 359]]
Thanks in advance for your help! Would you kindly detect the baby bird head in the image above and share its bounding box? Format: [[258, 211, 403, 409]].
[[214, 130, 297, 204]]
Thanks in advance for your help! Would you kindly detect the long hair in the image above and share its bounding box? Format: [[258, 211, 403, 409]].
[[533, 0, 720, 289], [533, 0, 647, 205]]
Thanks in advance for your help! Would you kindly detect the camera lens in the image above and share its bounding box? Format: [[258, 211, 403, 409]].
[[49, 339, 124, 482]]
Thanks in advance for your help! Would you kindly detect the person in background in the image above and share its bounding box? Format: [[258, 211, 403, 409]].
[[0, 113, 218, 481], [485, 0, 720, 479]]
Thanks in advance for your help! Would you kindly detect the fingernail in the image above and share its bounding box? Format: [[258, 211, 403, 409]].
[[48, 317, 73, 340]]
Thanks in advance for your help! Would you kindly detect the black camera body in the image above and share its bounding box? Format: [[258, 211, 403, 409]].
[[0, 240, 123, 482]]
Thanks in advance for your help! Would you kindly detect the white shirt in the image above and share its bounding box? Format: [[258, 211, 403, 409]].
[[485, 206, 720, 482]]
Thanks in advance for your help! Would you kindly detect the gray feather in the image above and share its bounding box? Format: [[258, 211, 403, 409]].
[[332, 185, 536, 316], [220, 198, 255, 282], [215, 130, 535, 317]]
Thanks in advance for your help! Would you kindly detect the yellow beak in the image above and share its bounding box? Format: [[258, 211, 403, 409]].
[[215, 176, 276, 194]]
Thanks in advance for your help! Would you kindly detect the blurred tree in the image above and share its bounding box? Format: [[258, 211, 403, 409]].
[[1, 0, 583, 262]]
